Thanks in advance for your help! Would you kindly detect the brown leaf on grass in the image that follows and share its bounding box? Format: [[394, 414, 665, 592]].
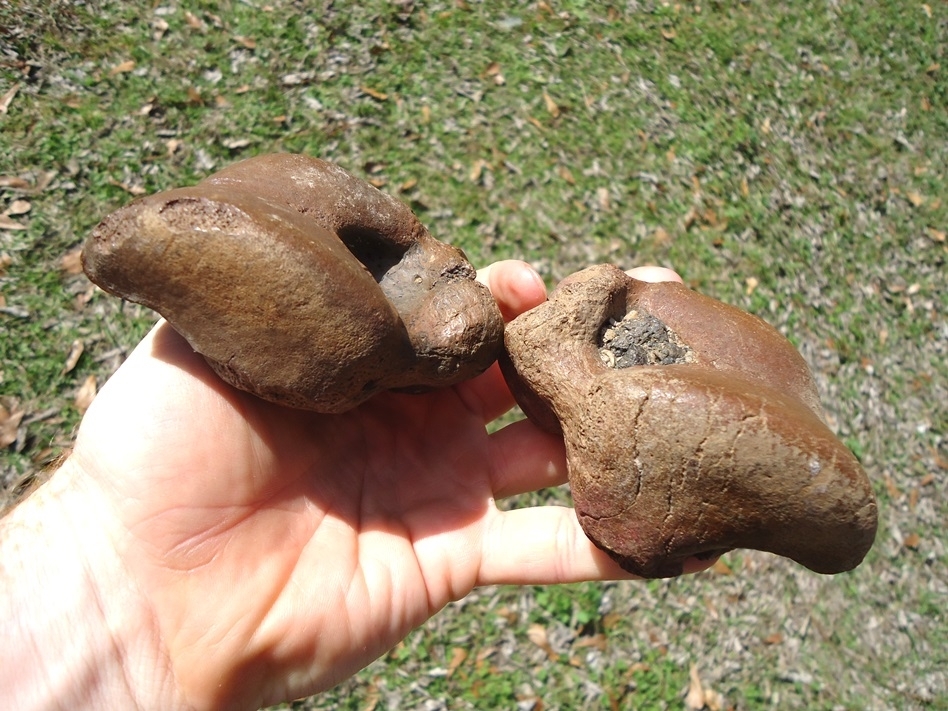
[[527, 623, 558, 661], [711, 558, 733, 575], [109, 59, 136, 77], [0, 176, 30, 190], [108, 178, 146, 196], [685, 665, 706, 709], [61, 246, 84, 275], [398, 178, 418, 193], [0, 397, 25, 449], [0, 83, 20, 114], [596, 186, 611, 210], [184, 11, 205, 31], [62, 339, 85, 374], [884, 473, 902, 499], [685, 664, 724, 710], [906, 191, 926, 207], [75, 375, 98, 413], [469, 158, 489, 183], [446, 647, 467, 677], [903, 533, 921, 550], [558, 165, 576, 184], [661, 28, 677, 41], [485, 61, 502, 76], [0, 214, 27, 230], [574, 633, 607, 651], [234, 36, 257, 50], [763, 632, 784, 645], [0, 252, 12, 275], [6, 199, 31, 215], [361, 85, 388, 101], [926, 227, 945, 243], [543, 91, 560, 118]]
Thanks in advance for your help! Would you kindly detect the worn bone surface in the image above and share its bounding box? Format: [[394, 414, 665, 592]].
[[501, 264, 877, 579], [82, 154, 504, 412]]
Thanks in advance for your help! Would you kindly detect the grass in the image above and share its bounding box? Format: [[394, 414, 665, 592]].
[[2, 0, 946, 708]]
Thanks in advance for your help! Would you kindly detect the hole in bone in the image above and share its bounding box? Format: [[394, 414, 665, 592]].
[[336, 225, 407, 282], [598, 309, 695, 368]]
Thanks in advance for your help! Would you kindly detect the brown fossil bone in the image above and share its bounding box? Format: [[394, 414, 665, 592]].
[[82, 153, 504, 412], [501, 264, 877, 579]]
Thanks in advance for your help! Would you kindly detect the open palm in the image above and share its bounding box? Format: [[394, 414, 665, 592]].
[[63, 261, 697, 710]]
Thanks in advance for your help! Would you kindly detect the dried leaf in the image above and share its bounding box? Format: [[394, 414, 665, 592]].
[[446, 647, 467, 677], [0, 82, 20, 114], [398, 178, 418, 193], [33, 171, 56, 193], [661, 28, 677, 41], [108, 178, 146, 196], [543, 91, 560, 118], [420, 105, 431, 124], [884, 473, 901, 499], [235, 36, 257, 49], [685, 665, 706, 710], [907, 191, 926, 207], [361, 85, 388, 101], [711, 558, 733, 575], [597, 186, 611, 210], [903, 533, 921, 549], [62, 339, 85, 374], [745, 276, 759, 295], [61, 247, 84, 275], [558, 165, 575, 184], [763, 632, 784, 645], [0, 397, 25, 449], [75, 374, 98, 413], [574, 633, 608, 651], [926, 227, 945, 243], [0, 214, 27, 230], [526, 623, 548, 648], [0, 176, 30, 190], [0, 252, 11, 274], [109, 59, 136, 77], [7, 199, 31, 215], [221, 137, 252, 150], [470, 158, 489, 182], [527, 623, 558, 660], [184, 11, 204, 30]]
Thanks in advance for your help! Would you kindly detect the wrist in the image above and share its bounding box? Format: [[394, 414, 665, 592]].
[[0, 459, 181, 710]]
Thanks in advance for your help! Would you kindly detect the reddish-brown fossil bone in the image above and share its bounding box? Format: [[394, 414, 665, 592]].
[[501, 264, 877, 579], [82, 154, 504, 412]]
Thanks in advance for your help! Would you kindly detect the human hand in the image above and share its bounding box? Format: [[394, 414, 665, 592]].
[[2, 260, 702, 711]]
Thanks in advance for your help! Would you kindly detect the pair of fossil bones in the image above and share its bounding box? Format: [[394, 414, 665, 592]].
[[82, 154, 877, 579]]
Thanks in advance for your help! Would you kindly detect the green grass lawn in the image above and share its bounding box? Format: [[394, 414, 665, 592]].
[[2, 1, 945, 708]]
